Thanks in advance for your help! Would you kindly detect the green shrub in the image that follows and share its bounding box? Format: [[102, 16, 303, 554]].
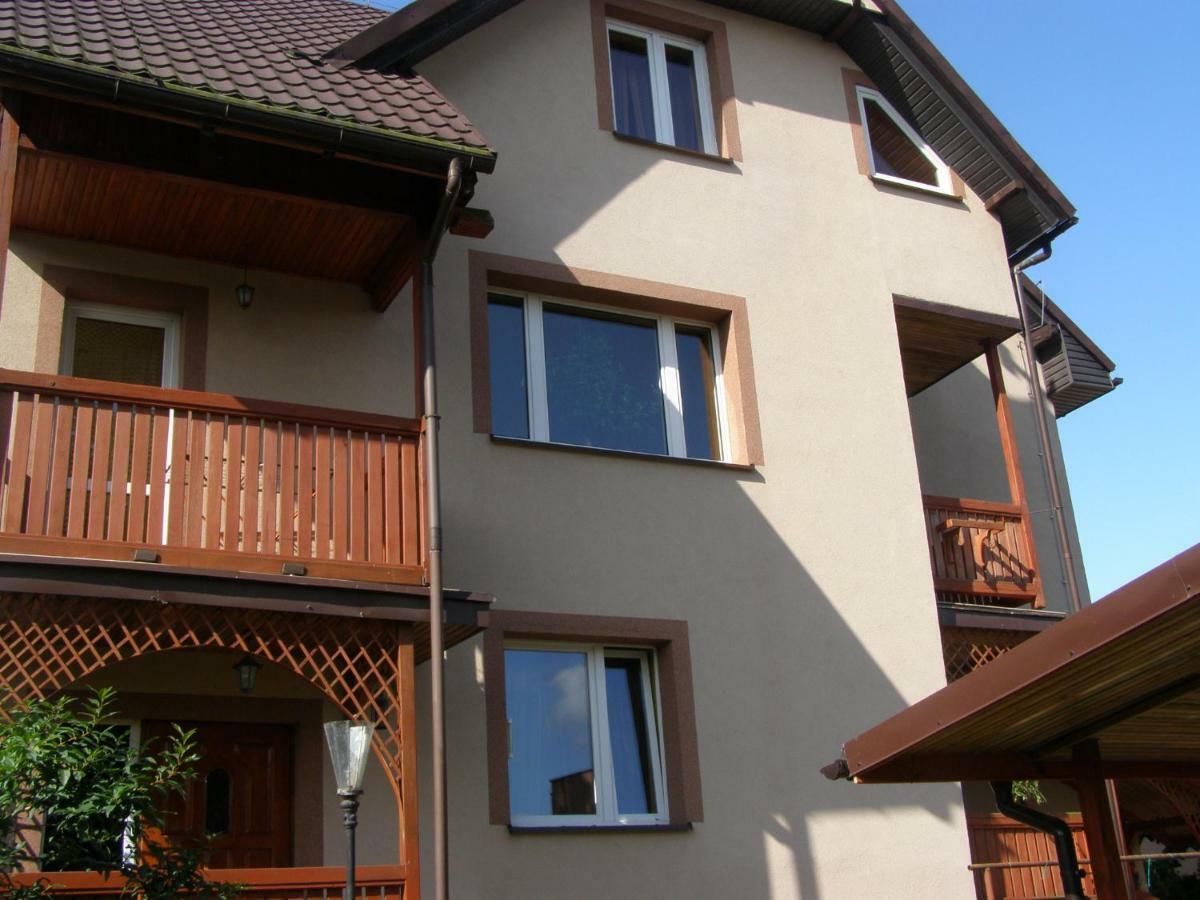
[[0, 687, 240, 898]]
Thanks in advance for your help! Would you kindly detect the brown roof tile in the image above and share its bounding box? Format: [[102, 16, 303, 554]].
[[0, 0, 490, 151]]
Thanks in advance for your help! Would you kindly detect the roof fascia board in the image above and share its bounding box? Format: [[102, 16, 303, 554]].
[[875, 0, 1074, 220], [869, 21, 1054, 225]]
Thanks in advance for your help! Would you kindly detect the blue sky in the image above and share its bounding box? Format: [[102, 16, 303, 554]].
[[372, 0, 1195, 599]]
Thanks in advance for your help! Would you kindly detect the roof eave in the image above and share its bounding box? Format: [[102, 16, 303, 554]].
[[838, 543, 1200, 783], [0, 44, 497, 176]]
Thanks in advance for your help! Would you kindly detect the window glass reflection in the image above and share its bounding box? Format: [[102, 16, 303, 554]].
[[665, 45, 703, 152], [487, 296, 530, 438], [675, 326, 720, 460], [604, 656, 657, 815], [506, 649, 596, 816], [610, 30, 656, 142], [543, 304, 667, 455]]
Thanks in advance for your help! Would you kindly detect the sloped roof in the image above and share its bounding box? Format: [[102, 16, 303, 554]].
[[829, 543, 1200, 785], [329, 0, 1074, 256], [0, 0, 491, 155]]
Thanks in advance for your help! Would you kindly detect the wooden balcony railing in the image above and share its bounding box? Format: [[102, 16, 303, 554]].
[[4, 864, 407, 898], [923, 494, 1042, 608], [0, 370, 425, 585]]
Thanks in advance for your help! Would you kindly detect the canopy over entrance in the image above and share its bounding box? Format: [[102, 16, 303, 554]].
[[824, 543, 1200, 898]]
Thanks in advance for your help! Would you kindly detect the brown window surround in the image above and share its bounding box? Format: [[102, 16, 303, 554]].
[[482, 609, 703, 828], [840, 68, 965, 201], [468, 250, 764, 467], [590, 0, 742, 163], [38, 265, 209, 390]]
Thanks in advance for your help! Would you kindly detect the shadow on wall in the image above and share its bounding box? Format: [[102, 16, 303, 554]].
[[398, 1, 1005, 895], [437, 452, 971, 899]]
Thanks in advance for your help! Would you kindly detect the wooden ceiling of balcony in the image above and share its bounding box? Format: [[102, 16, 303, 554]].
[[8, 93, 438, 299], [13, 148, 413, 285], [894, 296, 1022, 396]]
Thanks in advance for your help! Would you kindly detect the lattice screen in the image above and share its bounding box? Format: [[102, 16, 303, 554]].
[[0, 592, 412, 791], [941, 625, 1035, 682]]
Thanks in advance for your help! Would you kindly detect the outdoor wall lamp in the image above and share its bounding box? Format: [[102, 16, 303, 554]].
[[324, 720, 375, 900], [235, 267, 254, 310], [232, 654, 262, 694]]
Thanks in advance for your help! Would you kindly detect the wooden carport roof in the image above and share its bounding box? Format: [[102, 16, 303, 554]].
[[829, 543, 1200, 785]]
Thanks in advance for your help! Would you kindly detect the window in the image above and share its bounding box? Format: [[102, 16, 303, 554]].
[[505, 643, 667, 827], [61, 301, 181, 388], [487, 292, 728, 461], [855, 85, 952, 194], [607, 21, 717, 155]]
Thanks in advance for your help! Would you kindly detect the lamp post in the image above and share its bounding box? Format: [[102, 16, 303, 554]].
[[324, 720, 374, 900]]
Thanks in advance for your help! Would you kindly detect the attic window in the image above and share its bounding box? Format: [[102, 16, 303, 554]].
[[607, 21, 717, 155], [855, 86, 952, 194]]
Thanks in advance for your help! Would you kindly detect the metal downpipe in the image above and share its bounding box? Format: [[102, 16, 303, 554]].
[[422, 156, 464, 900], [1010, 233, 1084, 614], [992, 781, 1086, 899]]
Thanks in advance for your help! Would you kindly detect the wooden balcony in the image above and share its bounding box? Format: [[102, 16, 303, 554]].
[[0, 370, 425, 585], [5, 864, 407, 898], [923, 494, 1042, 608]]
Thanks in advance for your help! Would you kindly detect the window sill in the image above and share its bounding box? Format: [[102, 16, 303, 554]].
[[869, 174, 963, 203], [612, 131, 736, 166], [508, 823, 693, 835], [490, 435, 755, 472]]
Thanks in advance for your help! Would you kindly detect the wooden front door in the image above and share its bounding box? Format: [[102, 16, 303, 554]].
[[142, 721, 293, 869]]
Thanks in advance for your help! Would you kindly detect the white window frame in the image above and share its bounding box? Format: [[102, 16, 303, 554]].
[[492, 291, 730, 462], [60, 301, 182, 389], [505, 641, 669, 828], [855, 85, 953, 195], [607, 20, 718, 155]]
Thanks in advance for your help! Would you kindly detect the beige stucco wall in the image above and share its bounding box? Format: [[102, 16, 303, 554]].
[[412, 0, 1039, 895], [0, 233, 416, 418], [0, 0, 1096, 895]]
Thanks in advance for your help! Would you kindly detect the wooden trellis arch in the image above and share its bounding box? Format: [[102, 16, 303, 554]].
[[0, 591, 416, 797]]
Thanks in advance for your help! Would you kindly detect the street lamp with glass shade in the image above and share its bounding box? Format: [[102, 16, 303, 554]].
[[324, 720, 374, 900]]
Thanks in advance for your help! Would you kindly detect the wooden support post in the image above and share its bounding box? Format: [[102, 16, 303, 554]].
[[398, 625, 421, 900], [0, 91, 21, 318], [1073, 741, 1130, 900], [984, 340, 1028, 507], [984, 339, 1045, 607]]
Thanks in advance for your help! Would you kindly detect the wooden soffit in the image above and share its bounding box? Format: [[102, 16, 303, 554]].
[[13, 148, 416, 286], [893, 295, 1021, 396]]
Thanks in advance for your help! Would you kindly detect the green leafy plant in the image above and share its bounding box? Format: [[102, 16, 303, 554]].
[[0, 687, 241, 898], [1012, 779, 1047, 805]]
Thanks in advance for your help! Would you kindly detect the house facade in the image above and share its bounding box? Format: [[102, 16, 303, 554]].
[[0, 0, 1118, 898]]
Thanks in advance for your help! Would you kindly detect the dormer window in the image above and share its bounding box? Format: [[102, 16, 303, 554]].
[[607, 21, 717, 155], [855, 85, 952, 195]]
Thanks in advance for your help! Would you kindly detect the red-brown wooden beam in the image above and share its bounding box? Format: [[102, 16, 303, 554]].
[[448, 207, 494, 240], [1073, 741, 1131, 899], [984, 339, 1045, 608], [366, 225, 419, 312], [0, 91, 20, 317]]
